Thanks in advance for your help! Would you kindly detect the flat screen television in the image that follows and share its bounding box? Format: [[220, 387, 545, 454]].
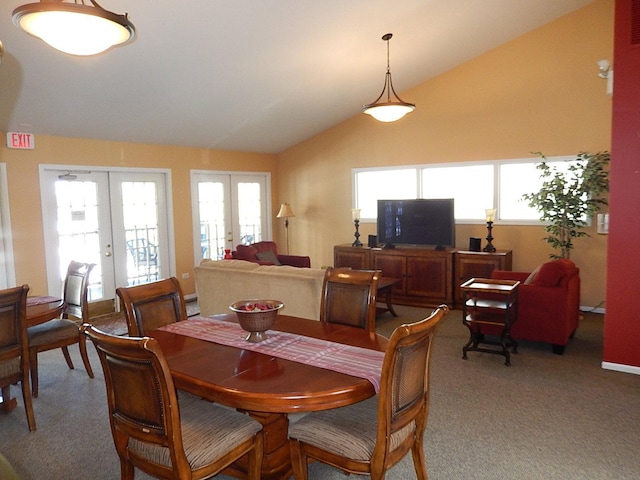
[[377, 199, 455, 249]]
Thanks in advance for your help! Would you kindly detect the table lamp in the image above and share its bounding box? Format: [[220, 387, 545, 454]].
[[483, 208, 497, 252]]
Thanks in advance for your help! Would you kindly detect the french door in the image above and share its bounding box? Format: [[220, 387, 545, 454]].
[[0, 164, 16, 289], [191, 172, 270, 263], [40, 167, 173, 301]]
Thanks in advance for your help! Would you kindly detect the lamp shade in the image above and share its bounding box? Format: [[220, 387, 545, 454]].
[[12, 1, 135, 56], [277, 203, 295, 218], [362, 33, 415, 123], [362, 103, 415, 122], [485, 208, 497, 222]]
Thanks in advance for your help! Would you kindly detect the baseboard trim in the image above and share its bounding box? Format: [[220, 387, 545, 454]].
[[601, 361, 640, 376], [580, 305, 605, 314]]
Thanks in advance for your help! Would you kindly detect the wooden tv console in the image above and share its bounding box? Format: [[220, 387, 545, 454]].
[[334, 245, 512, 308]]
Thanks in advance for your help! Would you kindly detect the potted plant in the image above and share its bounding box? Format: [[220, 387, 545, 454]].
[[523, 151, 610, 259]]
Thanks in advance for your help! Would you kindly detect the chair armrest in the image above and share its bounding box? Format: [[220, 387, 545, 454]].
[[518, 283, 569, 308], [277, 255, 311, 268], [513, 283, 578, 345]]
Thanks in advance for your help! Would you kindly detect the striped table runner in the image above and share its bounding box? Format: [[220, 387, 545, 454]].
[[159, 316, 384, 393], [27, 296, 61, 306]]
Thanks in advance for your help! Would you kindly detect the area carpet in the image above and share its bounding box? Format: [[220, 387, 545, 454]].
[[1, 306, 639, 479]]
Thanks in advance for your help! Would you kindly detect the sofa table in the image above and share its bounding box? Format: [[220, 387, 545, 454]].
[[461, 278, 520, 366]]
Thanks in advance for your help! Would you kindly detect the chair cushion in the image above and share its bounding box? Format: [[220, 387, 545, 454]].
[[27, 319, 79, 346], [129, 393, 261, 470], [256, 250, 281, 265], [0, 358, 20, 378], [288, 396, 415, 461], [253, 241, 279, 255], [527, 260, 571, 287]]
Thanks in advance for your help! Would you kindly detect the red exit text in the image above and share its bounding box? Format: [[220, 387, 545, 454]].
[[6, 132, 35, 150]]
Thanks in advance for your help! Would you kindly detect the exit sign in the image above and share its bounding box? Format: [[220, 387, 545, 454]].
[[6, 132, 35, 150]]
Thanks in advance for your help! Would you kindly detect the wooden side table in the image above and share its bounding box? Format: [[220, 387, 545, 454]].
[[460, 278, 519, 366], [376, 277, 401, 317]]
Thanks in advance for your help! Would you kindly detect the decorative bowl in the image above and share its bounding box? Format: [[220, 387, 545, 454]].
[[229, 299, 284, 343]]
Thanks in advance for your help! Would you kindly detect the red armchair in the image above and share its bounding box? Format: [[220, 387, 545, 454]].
[[233, 241, 311, 268], [488, 259, 580, 355]]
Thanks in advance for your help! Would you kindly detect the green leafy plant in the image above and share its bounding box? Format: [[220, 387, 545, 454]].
[[523, 151, 610, 259]]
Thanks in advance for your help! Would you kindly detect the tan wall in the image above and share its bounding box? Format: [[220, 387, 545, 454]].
[[0, 1, 613, 308], [0, 135, 276, 296], [276, 0, 614, 308]]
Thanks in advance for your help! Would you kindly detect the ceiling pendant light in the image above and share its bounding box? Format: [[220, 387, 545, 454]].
[[362, 33, 415, 122], [12, 0, 136, 56]]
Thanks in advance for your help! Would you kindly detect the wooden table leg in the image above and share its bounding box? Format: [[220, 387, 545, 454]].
[[225, 411, 292, 480], [384, 286, 398, 317], [376, 284, 398, 317]]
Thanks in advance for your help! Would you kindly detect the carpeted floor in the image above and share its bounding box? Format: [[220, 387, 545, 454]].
[[1, 306, 639, 479]]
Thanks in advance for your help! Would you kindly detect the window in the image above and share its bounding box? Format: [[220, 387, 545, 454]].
[[354, 168, 417, 219], [353, 156, 575, 224], [421, 164, 493, 220], [499, 163, 542, 220]]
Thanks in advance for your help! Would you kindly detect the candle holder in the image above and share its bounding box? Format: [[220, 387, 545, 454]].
[[351, 209, 363, 247], [483, 221, 496, 252], [352, 219, 363, 247], [483, 208, 497, 252]]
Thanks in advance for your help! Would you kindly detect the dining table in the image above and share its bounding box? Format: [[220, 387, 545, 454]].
[[0, 296, 65, 414], [26, 295, 65, 327], [152, 313, 388, 480]]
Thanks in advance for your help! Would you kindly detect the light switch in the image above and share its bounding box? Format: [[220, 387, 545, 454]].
[[596, 213, 609, 234]]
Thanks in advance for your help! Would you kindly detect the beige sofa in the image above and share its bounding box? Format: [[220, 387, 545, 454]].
[[194, 259, 326, 320]]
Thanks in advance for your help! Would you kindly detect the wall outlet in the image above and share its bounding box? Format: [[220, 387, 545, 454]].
[[182, 273, 190, 279]]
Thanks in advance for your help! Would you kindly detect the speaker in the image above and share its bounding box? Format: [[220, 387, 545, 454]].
[[469, 237, 481, 252], [368, 235, 377, 248]]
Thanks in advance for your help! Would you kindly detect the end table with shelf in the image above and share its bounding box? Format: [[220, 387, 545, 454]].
[[454, 250, 512, 306], [461, 278, 520, 366]]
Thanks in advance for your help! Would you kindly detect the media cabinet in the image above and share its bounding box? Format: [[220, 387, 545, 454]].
[[334, 245, 512, 308]]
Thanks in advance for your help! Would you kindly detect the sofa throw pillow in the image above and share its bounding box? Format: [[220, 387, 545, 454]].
[[236, 244, 259, 260], [530, 261, 566, 287], [256, 250, 282, 265]]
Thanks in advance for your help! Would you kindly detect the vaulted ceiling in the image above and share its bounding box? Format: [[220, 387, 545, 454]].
[[0, 1, 595, 154]]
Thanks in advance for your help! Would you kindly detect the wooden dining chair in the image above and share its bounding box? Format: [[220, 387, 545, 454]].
[[116, 277, 187, 336], [320, 267, 382, 332], [289, 304, 449, 480], [27, 261, 95, 397], [0, 284, 36, 431], [81, 324, 263, 480]]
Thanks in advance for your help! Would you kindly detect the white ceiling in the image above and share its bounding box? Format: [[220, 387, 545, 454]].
[[0, 0, 595, 154]]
